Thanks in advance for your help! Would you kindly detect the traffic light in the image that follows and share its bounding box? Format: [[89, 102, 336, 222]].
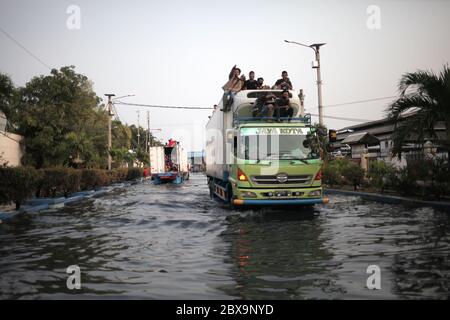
[[328, 129, 337, 142]]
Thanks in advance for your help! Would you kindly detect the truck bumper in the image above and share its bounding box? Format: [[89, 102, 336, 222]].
[[233, 197, 329, 206]]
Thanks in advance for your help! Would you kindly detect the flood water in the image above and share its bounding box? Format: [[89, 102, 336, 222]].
[[0, 173, 449, 299]]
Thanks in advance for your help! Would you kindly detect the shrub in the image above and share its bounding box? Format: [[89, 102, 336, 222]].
[[126, 167, 143, 181], [0, 166, 43, 210], [341, 163, 365, 191], [110, 168, 128, 183], [80, 169, 111, 190], [39, 167, 81, 197], [323, 162, 342, 187], [322, 158, 352, 187], [367, 160, 397, 192]]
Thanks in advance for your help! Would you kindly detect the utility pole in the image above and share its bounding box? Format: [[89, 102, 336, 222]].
[[284, 40, 326, 126], [136, 110, 140, 149], [312, 44, 325, 126], [105, 94, 115, 171]]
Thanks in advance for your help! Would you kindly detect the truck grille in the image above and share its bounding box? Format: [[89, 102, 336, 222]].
[[251, 174, 312, 185]]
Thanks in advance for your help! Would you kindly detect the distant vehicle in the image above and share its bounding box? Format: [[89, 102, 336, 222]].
[[151, 140, 189, 184], [205, 89, 329, 207]]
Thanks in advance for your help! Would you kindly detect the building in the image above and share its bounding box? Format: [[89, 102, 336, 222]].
[[333, 114, 448, 168], [0, 111, 24, 167]]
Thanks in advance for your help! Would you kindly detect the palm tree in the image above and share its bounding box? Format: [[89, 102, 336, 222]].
[[387, 65, 450, 158]]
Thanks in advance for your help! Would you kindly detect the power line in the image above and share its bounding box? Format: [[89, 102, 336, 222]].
[[322, 96, 396, 108], [309, 113, 374, 122], [0, 25, 52, 70], [114, 101, 212, 110]]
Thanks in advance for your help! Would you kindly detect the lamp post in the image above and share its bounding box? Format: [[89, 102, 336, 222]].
[[284, 40, 326, 126]]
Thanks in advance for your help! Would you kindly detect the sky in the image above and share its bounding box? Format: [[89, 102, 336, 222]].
[[1, 0, 449, 152]]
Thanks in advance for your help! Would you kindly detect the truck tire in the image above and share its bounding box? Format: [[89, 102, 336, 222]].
[[209, 180, 216, 199], [226, 183, 235, 209]]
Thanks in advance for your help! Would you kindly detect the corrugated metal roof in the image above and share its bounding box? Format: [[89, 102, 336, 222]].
[[341, 132, 379, 145]]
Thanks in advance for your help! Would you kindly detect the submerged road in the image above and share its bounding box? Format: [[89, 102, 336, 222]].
[[0, 173, 449, 299]]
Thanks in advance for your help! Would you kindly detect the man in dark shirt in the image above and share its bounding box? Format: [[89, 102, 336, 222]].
[[275, 89, 294, 120], [274, 71, 293, 90], [244, 71, 258, 90], [252, 93, 276, 118]]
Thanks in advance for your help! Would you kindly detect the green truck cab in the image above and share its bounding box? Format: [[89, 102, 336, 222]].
[[206, 89, 329, 207]]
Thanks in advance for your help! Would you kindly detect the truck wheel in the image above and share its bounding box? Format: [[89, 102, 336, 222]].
[[209, 180, 216, 199], [226, 184, 235, 209]]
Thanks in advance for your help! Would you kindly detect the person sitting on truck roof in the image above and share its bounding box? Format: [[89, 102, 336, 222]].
[[256, 77, 270, 89], [274, 89, 294, 120], [221, 65, 244, 111], [274, 71, 293, 90], [243, 71, 258, 90], [252, 93, 276, 118]]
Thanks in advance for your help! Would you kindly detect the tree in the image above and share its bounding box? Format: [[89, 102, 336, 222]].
[[16, 66, 108, 168], [0, 72, 17, 129], [387, 65, 450, 158]]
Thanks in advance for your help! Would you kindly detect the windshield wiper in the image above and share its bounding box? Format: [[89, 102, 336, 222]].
[[282, 157, 310, 164]]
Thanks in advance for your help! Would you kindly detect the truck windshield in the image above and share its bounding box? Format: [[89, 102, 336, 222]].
[[238, 132, 318, 161]]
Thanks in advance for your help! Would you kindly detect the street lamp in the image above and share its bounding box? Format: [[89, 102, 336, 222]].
[[284, 40, 326, 126], [113, 94, 135, 101]]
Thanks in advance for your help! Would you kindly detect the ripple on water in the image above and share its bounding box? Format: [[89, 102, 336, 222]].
[[0, 174, 449, 299]]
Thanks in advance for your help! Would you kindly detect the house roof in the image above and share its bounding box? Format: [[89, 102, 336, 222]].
[[341, 132, 380, 145]]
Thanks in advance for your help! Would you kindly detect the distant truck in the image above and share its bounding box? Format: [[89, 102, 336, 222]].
[[205, 89, 329, 207], [151, 140, 189, 184]]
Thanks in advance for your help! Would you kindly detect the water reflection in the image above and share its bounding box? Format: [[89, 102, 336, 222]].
[[219, 208, 346, 299]]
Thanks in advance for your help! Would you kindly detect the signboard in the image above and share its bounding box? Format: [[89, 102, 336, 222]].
[[240, 127, 310, 136]]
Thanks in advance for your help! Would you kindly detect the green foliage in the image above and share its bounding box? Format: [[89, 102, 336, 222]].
[[126, 167, 143, 181], [110, 147, 137, 168], [80, 169, 111, 190], [367, 160, 397, 191], [341, 163, 365, 191], [0, 73, 17, 123], [387, 65, 450, 158], [0, 166, 43, 209], [323, 158, 352, 187], [39, 167, 81, 198], [109, 168, 128, 183], [12, 66, 108, 168]]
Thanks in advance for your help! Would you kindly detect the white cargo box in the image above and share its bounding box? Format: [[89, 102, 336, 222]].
[[149, 146, 165, 174]]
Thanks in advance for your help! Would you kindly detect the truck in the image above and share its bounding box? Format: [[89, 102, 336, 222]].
[[151, 140, 190, 184], [205, 89, 329, 207]]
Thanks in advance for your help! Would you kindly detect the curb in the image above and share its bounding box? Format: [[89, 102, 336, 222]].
[[0, 179, 142, 223], [324, 188, 450, 213]]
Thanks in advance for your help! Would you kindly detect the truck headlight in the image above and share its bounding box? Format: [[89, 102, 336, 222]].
[[308, 190, 321, 197]]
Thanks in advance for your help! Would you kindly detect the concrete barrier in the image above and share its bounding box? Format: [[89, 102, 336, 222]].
[[325, 188, 450, 213]]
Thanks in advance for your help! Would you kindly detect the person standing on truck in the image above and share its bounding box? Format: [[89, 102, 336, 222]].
[[274, 71, 293, 90], [274, 89, 294, 120], [222, 65, 244, 111], [243, 71, 258, 90]]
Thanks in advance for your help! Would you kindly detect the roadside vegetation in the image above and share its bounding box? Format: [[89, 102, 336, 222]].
[[324, 65, 450, 200], [0, 66, 161, 169], [0, 166, 144, 210], [0, 66, 155, 210]]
